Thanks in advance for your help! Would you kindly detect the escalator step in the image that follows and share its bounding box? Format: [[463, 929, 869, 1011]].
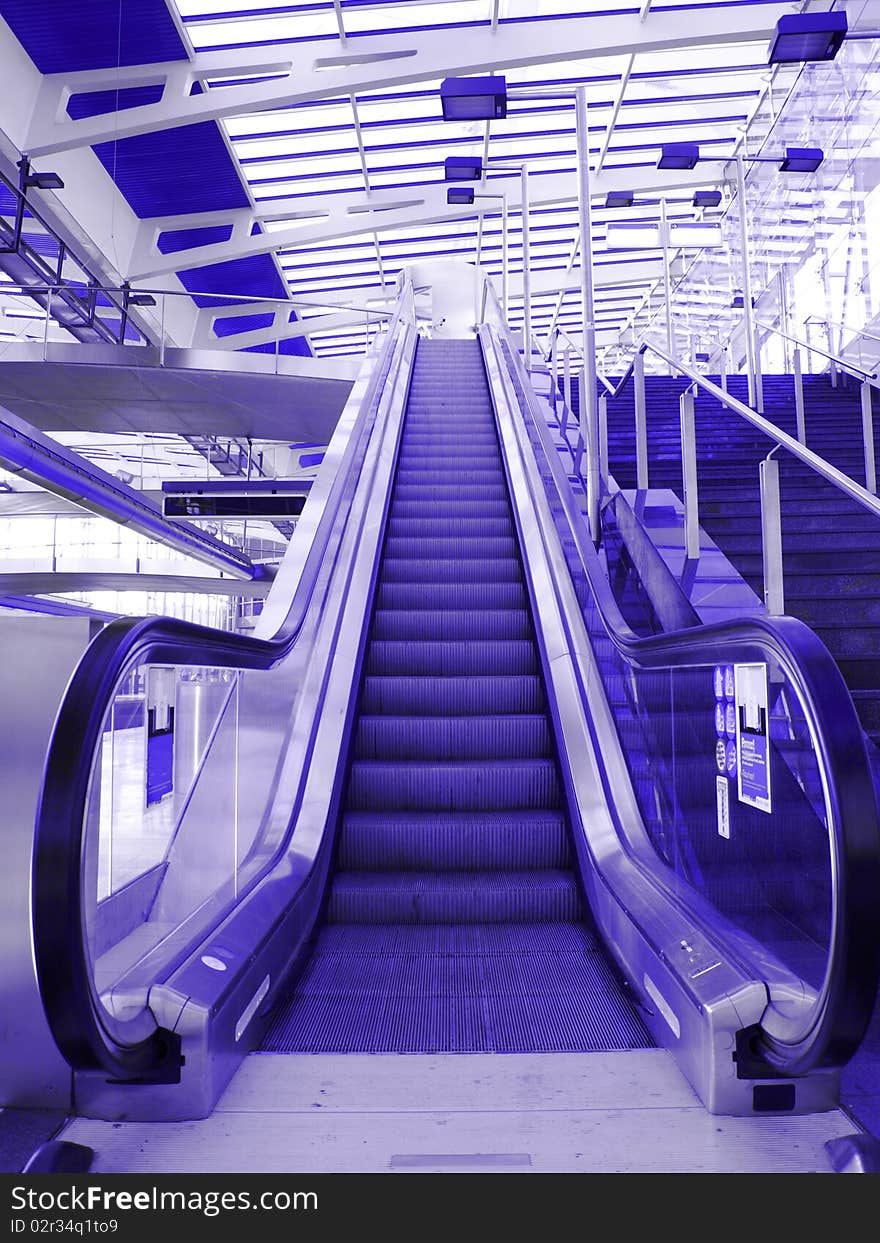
[[326, 869, 580, 923], [375, 581, 527, 610], [353, 714, 553, 760], [337, 810, 571, 869], [346, 758, 561, 810], [371, 609, 531, 640], [359, 674, 545, 715], [384, 535, 517, 560], [261, 922, 652, 1053], [365, 639, 538, 676], [379, 557, 522, 583]]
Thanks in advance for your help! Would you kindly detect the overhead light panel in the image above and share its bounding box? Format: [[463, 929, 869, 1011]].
[[693, 189, 722, 208], [447, 187, 475, 205], [440, 76, 507, 121], [768, 12, 847, 64], [24, 170, 64, 191], [605, 190, 635, 208], [127, 293, 157, 307], [657, 142, 700, 170], [779, 147, 824, 173], [444, 155, 483, 182]]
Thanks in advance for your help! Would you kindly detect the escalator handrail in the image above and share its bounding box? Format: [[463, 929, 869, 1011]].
[[31, 284, 415, 1080], [480, 291, 880, 1076]]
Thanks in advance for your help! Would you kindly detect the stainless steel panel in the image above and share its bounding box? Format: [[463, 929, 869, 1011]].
[[0, 615, 89, 1106]]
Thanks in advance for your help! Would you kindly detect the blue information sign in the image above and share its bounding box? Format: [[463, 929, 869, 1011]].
[[734, 663, 771, 813]]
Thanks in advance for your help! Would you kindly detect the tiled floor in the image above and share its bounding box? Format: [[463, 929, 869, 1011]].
[[60, 1051, 857, 1174]]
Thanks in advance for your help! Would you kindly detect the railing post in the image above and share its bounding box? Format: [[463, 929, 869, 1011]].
[[680, 386, 700, 560], [862, 380, 876, 495], [735, 153, 760, 411], [43, 288, 52, 360], [550, 335, 558, 416], [754, 326, 764, 414], [719, 347, 728, 395], [563, 346, 572, 426], [634, 349, 648, 491], [159, 292, 167, 366], [660, 197, 675, 374], [793, 347, 806, 444], [598, 391, 608, 495], [575, 84, 599, 544], [520, 164, 531, 371], [760, 454, 785, 615]]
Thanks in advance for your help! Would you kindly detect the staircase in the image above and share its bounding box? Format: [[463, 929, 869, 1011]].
[[569, 371, 880, 754], [260, 337, 651, 1054]]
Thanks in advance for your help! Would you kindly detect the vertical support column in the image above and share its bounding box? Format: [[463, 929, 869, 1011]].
[[520, 166, 531, 368], [862, 380, 876, 494], [719, 346, 728, 394], [598, 392, 609, 496], [680, 387, 700, 561], [634, 348, 649, 491], [735, 153, 760, 411], [43, 288, 52, 360], [760, 455, 785, 615], [159, 292, 167, 366], [550, 332, 558, 417], [575, 84, 600, 543], [660, 197, 674, 373], [501, 194, 509, 324], [793, 348, 806, 444], [563, 347, 572, 427]]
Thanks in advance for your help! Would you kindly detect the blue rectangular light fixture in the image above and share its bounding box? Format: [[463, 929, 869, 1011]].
[[444, 155, 483, 182], [768, 12, 847, 64], [693, 189, 722, 208], [447, 187, 475, 205], [605, 190, 634, 208], [440, 76, 507, 121], [779, 146, 824, 173], [658, 142, 699, 170]]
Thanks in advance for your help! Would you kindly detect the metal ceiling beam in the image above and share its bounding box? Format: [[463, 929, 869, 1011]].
[[201, 307, 393, 352], [24, 4, 795, 156], [129, 166, 710, 279]]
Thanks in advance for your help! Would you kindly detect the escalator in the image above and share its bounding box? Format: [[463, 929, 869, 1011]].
[[262, 337, 651, 1054], [19, 290, 880, 1150]]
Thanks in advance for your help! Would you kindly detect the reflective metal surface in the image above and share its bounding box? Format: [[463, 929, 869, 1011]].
[[0, 615, 91, 1107], [479, 276, 880, 1113]]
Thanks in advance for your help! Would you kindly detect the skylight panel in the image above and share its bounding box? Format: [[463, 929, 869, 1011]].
[[634, 42, 769, 76], [250, 173, 368, 197], [354, 93, 447, 126], [243, 149, 364, 178], [232, 131, 360, 161], [225, 102, 354, 139], [341, 1, 485, 35], [185, 13, 340, 50]]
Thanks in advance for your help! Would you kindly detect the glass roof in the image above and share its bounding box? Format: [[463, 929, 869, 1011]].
[[166, 0, 813, 357], [4, 1, 874, 365]]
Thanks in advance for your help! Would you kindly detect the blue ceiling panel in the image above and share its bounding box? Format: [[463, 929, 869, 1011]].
[[67, 84, 166, 121], [176, 255, 310, 356], [0, 0, 187, 72], [213, 312, 274, 338], [158, 224, 235, 255], [91, 124, 251, 218], [245, 337, 311, 357]]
